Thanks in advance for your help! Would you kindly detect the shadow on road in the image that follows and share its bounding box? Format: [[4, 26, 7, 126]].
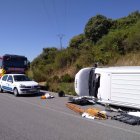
[[5, 91, 45, 98], [19, 92, 45, 97]]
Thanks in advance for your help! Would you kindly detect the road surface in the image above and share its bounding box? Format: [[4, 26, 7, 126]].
[[0, 91, 140, 140]]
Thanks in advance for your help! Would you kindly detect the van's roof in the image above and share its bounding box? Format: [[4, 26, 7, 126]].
[[95, 66, 140, 73]]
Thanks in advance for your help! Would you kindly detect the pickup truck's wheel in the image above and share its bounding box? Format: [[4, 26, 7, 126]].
[[13, 88, 19, 97], [0, 85, 3, 93]]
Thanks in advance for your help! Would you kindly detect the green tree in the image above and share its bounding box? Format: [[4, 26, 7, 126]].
[[54, 48, 79, 69], [126, 20, 140, 52], [76, 48, 95, 67], [30, 47, 58, 82], [69, 34, 85, 48], [84, 15, 112, 43], [97, 29, 129, 55], [112, 11, 140, 30]]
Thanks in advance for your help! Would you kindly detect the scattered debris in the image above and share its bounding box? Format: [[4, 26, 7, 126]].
[[41, 93, 54, 99], [69, 96, 96, 105], [66, 103, 84, 114], [41, 95, 46, 99], [112, 113, 140, 125], [66, 103, 107, 120], [105, 104, 125, 113], [128, 112, 140, 117], [85, 108, 107, 120], [58, 91, 65, 97], [82, 112, 95, 120]]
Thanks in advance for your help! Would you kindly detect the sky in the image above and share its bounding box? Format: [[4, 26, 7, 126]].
[[0, 0, 140, 61]]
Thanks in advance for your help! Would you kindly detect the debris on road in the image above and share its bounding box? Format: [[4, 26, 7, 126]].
[[82, 112, 95, 120], [41, 93, 54, 99], [112, 113, 140, 125], [66, 103, 107, 120], [66, 103, 84, 114], [128, 112, 140, 117], [68, 96, 96, 105], [85, 108, 107, 120], [58, 91, 65, 97]]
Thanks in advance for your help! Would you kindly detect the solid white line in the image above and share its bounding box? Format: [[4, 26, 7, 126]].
[[1, 93, 140, 136]]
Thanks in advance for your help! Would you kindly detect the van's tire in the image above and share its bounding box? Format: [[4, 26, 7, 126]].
[[0, 85, 3, 93], [13, 88, 19, 97]]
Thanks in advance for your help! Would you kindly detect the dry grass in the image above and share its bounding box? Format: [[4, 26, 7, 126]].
[[52, 66, 77, 78], [110, 52, 140, 66]]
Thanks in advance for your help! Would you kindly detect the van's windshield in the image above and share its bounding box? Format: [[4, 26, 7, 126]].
[[89, 68, 100, 97]]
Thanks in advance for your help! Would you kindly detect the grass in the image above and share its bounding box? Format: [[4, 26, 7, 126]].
[[40, 81, 76, 96], [58, 82, 76, 96], [112, 52, 140, 66]]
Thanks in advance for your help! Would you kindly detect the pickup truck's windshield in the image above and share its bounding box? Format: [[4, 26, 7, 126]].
[[14, 75, 31, 81]]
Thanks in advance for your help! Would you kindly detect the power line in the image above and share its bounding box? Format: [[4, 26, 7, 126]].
[[52, 0, 60, 33], [64, 0, 68, 33], [41, 0, 67, 49], [41, 0, 52, 28]]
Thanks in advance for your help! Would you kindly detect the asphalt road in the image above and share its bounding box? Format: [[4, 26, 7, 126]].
[[0, 91, 140, 140]]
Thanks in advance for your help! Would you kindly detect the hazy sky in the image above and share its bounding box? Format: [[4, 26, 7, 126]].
[[0, 0, 140, 61]]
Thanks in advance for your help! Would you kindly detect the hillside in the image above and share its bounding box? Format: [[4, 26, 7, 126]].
[[28, 11, 140, 95]]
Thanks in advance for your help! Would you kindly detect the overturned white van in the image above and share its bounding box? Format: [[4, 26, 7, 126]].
[[75, 66, 140, 109]]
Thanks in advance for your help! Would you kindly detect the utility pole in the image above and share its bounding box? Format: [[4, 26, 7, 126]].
[[57, 34, 65, 50]]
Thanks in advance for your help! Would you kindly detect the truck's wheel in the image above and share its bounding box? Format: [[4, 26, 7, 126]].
[[13, 88, 19, 97], [0, 85, 3, 93]]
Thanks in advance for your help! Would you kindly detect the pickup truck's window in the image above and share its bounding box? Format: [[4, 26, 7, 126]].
[[2, 75, 8, 81]]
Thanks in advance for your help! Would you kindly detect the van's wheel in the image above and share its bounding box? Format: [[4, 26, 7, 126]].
[[13, 88, 19, 97], [0, 85, 3, 93]]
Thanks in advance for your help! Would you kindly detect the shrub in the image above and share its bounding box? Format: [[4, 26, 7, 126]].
[[85, 14, 112, 43], [52, 75, 60, 83], [54, 48, 79, 69], [69, 34, 85, 48], [60, 74, 73, 83], [45, 82, 50, 90], [58, 82, 76, 95]]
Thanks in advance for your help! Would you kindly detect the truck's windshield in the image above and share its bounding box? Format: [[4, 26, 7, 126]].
[[3, 56, 27, 68]]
